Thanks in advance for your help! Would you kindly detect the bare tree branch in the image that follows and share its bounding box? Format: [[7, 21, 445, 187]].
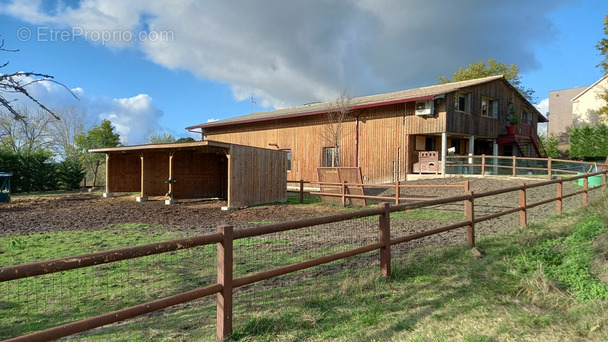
[[0, 36, 79, 121]]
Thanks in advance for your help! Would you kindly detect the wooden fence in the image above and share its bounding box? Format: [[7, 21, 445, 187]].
[[287, 179, 469, 206], [1, 170, 607, 341], [445, 155, 607, 179]]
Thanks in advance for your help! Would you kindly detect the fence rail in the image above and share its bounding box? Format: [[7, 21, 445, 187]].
[[287, 179, 469, 206], [446, 155, 607, 178], [2, 169, 607, 341]]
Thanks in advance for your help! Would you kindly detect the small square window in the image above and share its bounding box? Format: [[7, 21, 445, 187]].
[[454, 92, 471, 113], [481, 97, 498, 118], [322, 147, 339, 167]]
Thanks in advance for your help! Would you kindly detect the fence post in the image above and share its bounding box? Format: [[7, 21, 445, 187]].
[[512, 156, 517, 177], [583, 176, 588, 206], [556, 177, 563, 215], [464, 190, 475, 246], [217, 225, 234, 341], [379, 202, 391, 278], [602, 172, 607, 191], [299, 179, 304, 204], [341, 181, 347, 207], [519, 184, 527, 228], [395, 180, 400, 205], [481, 154, 486, 176], [464, 180, 470, 194], [547, 157, 552, 180]]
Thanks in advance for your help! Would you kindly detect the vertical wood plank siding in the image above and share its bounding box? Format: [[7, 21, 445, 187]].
[[107, 153, 140, 192], [228, 145, 287, 207], [202, 79, 543, 183]]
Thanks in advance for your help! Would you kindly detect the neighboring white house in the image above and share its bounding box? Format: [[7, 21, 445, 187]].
[[548, 75, 608, 143], [571, 74, 608, 127]]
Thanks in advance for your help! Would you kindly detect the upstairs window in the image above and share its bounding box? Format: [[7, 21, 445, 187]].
[[481, 97, 499, 118], [322, 147, 339, 167], [454, 92, 471, 113], [521, 107, 532, 123]]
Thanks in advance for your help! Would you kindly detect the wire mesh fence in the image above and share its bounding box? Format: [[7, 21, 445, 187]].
[[0, 242, 217, 340]]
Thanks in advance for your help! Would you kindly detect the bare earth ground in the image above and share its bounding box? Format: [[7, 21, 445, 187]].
[[0, 176, 600, 241]]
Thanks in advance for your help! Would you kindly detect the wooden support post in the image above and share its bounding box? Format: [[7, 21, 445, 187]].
[[556, 177, 563, 215], [105, 154, 110, 194], [547, 157, 552, 180], [583, 176, 588, 206], [299, 179, 304, 204], [395, 180, 400, 205], [103, 154, 113, 198], [465, 190, 475, 247], [512, 156, 517, 177], [137, 153, 148, 202], [519, 183, 527, 228], [379, 202, 391, 278], [602, 172, 607, 191], [464, 180, 470, 193], [481, 154, 486, 176], [341, 181, 346, 207], [166, 152, 177, 205], [217, 225, 233, 341]]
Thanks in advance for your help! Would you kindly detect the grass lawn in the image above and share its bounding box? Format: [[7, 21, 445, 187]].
[[2, 196, 608, 341]]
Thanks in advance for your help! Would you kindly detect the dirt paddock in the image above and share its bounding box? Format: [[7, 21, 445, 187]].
[[0, 177, 603, 240]]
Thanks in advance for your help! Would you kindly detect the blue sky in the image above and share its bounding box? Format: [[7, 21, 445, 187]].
[[0, 0, 606, 144]]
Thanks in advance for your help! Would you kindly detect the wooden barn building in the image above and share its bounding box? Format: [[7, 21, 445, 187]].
[[186, 75, 547, 184], [90, 141, 287, 208]]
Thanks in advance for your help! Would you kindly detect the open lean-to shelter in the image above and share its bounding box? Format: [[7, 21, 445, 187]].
[[89, 140, 287, 208]]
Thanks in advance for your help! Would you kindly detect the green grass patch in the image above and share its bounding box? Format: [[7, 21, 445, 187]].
[[4, 197, 608, 341]]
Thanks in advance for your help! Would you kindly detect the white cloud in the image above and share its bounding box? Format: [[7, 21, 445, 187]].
[[2, 73, 163, 144], [3, 0, 571, 110], [535, 98, 549, 135]]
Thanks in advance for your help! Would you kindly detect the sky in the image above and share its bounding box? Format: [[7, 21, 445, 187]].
[[0, 0, 606, 144]]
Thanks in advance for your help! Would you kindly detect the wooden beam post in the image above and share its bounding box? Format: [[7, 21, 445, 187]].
[[299, 179, 304, 204], [341, 180, 346, 207], [481, 154, 486, 176], [583, 176, 588, 206], [556, 177, 563, 215], [464, 180, 470, 193], [137, 153, 148, 202], [105, 154, 110, 193], [519, 183, 527, 228], [379, 202, 391, 278], [512, 156, 517, 177], [465, 190, 475, 246], [217, 225, 233, 341], [103, 154, 113, 198], [547, 157, 552, 180], [166, 151, 177, 205], [395, 180, 400, 205], [602, 172, 607, 192]]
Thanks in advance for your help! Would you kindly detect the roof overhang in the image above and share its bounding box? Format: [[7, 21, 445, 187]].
[[88, 140, 231, 154], [186, 95, 436, 131]]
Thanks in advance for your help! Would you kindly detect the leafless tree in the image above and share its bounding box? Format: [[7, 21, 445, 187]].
[[0, 36, 77, 121], [0, 106, 54, 153], [317, 91, 355, 167], [48, 106, 88, 160]]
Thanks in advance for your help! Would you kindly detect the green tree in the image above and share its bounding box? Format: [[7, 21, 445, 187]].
[[175, 137, 196, 143], [540, 133, 559, 159], [438, 58, 535, 102], [74, 119, 120, 187], [596, 15, 608, 118], [56, 158, 86, 190]]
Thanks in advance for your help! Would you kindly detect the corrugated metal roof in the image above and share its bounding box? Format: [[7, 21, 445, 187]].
[[187, 75, 506, 130]]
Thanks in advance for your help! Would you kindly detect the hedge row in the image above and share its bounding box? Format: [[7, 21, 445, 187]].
[[0, 150, 85, 193]]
